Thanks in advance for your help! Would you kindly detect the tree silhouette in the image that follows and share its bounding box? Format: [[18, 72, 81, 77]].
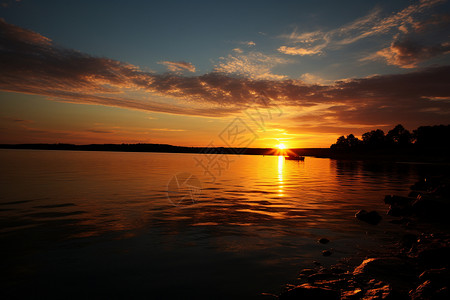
[[413, 125, 450, 148], [362, 129, 385, 148], [330, 124, 450, 154], [386, 124, 412, 146]]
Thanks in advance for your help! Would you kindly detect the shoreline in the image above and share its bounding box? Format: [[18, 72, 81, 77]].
[[277, 176, 450, 299], [1, 144, 449, 164]]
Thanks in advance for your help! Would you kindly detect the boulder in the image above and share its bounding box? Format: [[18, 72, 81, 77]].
[[341, 288, 363, 299], [409, 280, 434, 300], [411, 196, 450, 219], [279, 283, 340, 300], [417, 246, 450, 268], [418, 268, 449, 283], [299, 268, 316, 276], [319, 238, 330, 244], [384, 195, 414, 206], [355, 210, 382, 225], [353, 258, 415, 288], [363, 283, 393, 299]]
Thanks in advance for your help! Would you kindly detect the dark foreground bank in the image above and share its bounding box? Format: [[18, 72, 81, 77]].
[[278, 176, 450, 300]]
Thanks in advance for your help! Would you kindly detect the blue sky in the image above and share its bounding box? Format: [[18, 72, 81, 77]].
[[1, 0, 450, 147]]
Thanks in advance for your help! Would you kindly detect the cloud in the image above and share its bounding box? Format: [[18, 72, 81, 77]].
[[87, 129, 114, 134], [1, 19, 450, 129], [278, 45, 323, 56], [410, 13, 450, 32], [148, 128, 186, 132], [278, 0, 447, 56], [232, 48, 243, 53], [1, 116, 34, 124], [213, 52, 289, 80], [158, 61, 196, 73], [239, 41, 256, 47], [364, 39, 450, 68], [299, 73, 331, 85]]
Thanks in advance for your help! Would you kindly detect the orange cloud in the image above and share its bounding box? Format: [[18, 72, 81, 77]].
[[365, 39, 450, 68], [1, 19, 450, 129], [158, 61, 196, 73], [278, 46, 322, 56]]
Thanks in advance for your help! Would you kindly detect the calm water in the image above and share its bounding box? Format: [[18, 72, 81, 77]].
[[0, 149, 438, 298]]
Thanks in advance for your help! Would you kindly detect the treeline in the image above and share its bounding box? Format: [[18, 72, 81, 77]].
[[330, 124, 450, 152], [0, 143, 275, 156]]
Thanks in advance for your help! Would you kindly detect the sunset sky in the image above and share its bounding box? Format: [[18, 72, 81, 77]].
[[1, 0, 450, 148]]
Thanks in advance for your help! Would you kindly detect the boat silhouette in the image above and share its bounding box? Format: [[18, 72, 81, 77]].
[[285, 155, 305, 161]]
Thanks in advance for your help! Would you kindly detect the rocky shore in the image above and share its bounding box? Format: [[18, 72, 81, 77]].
[[278, 177, 450, 299]]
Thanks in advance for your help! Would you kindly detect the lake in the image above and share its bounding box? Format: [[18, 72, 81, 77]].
[[0, 149, 439, 298]]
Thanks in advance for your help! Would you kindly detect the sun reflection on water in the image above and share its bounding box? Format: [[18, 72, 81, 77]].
[[277, 156, 284, 196]]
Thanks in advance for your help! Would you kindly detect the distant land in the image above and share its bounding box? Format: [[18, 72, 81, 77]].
[[0, 143, 329, 157], [0, 143, 449, 163]]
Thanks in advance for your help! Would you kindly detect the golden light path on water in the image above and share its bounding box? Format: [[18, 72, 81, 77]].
[[278, 155, 284, 197]]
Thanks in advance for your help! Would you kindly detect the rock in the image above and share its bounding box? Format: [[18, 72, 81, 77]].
[[322, 250, 332, 256], [330, 266, 347, 274], [410, 280, 433, 300], [307, 272, 337, 282], [399, 233, 417, 249], [363, 283, 393, 299], [418, 268, 449, 283], [411, 196, 450, 219], [408, 191, 421, 198], [299, 268, 316, 276], [389, 217, 411, 225], [353, 258, 415, 288], [279, 283, 340, 300], [410, 178, 431, 191], [410, 278, 450, 300], [319, 238, 330, 244], [435, 287, 450, 299], [417, 246, 450, 268], [341, 288, 363, 299], [385, 195, 414, 217], [384, 195, 414, 206], [355, 210, 382, 225]]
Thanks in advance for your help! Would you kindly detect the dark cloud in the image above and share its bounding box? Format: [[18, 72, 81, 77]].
[[1, 19, 450, 128], [412, 13, 450, 32], [87, 129, 113, 134], [375, 38, 450, 68]]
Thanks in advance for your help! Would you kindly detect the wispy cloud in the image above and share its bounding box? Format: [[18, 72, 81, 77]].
[[158, 61, 196, 73], [1, 116, 34, 124], [214, 51, 289, 80], [148, 128, 186, 132], [87, 129, 114, 134], [278, 0, 447, 57], [1, 19, 450, 128]]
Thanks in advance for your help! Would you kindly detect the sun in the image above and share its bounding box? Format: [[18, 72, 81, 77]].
[[277, 143, 286, 150]]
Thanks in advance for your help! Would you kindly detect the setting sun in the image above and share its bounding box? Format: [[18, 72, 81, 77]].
[[277, 143, 286, 150]]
